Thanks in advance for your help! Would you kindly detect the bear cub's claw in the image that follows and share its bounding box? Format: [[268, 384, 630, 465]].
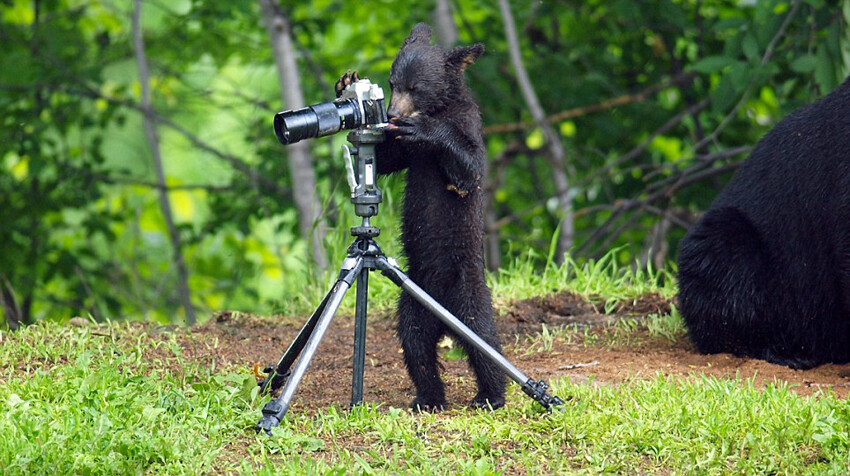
[[335, 70, 360, 98], [410, 397, 446, 413], [391, 115, 430, 143], [469, 393, 505, 411]]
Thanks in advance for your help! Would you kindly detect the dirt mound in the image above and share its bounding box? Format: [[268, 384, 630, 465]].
[[501, 291, 671, 334], [151, 292, 850, 415]]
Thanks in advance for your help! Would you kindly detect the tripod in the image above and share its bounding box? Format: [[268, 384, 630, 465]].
[[255, 128, 564, 434]]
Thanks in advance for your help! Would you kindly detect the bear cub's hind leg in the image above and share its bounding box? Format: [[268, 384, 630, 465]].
[[398, 292, 447, 412]]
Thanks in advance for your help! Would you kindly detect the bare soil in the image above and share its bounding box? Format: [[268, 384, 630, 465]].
[[160, 291, 850, 413]]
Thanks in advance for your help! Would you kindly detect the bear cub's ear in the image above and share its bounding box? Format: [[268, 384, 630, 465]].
[[403, 23, 432, 48], [447, 43, 485, 71]]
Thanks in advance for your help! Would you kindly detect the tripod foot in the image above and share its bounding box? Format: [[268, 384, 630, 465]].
[[255, 401, 284, 435], [521, 379, 567, 412], [257, 367, 290, 395]]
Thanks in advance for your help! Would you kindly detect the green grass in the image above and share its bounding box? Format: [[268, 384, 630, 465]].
[[294, 245, 677, 322], [515, 305, 688, 353], [0, 324, 258, 474], [271, 208, 677, 319], [489, 247, 676, 312], [2, 320, 849, 474]]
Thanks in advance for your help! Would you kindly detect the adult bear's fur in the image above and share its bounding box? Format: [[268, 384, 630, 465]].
[[371, 23, 505, 410], [677, 77, 850, 369]]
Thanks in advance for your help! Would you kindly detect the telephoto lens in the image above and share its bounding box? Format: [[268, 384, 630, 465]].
[[273, 79, 386, 145], [274, 100, 359, 145]]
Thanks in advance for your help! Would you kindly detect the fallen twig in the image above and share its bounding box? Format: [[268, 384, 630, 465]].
[[558, 360, 600, 370]]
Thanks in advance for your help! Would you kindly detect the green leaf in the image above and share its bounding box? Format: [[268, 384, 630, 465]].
[[713, 18, 747, 32], [142, 406, 165, 420], [755, 9, 784, 48], [711, 75, 737, 115], [526, 128, 545, 149], [650, 135, 683, 162], [827, 18, 842, 56], [659, 1, 687, 28], [742, 33, 759, 62], [729, 61, 752, 90], [1, 0, 35, 24], [690, 56, 736, 73], [444, 346, 468, 361], [297, 436, 325, 453], [168, 0, 192, 16], [789, 55, 817, 73], [7, 393, 26, 409], [352, 453, 375, 474], [724, 30, 744, 59], [559, 121, 577, 138]]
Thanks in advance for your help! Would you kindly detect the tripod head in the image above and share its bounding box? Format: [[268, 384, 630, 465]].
[[272, 78, 389, 240], [343, 128, 386, 239]]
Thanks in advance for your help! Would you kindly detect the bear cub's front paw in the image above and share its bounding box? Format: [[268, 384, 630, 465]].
[[391, 114, 433, 144], [335, 70, 360, 98]]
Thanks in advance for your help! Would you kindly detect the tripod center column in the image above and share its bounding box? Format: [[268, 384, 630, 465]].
[[347, 128, 386, 238]]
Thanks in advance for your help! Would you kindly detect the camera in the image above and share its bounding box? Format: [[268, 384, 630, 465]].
[[274, 79, 388, 145]]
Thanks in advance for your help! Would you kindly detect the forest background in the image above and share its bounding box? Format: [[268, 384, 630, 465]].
[[1, 0, 849, 326]]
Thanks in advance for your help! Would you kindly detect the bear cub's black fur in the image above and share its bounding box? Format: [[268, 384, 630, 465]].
[[343, 23, 505, 411], [677, 77, 850, 370]]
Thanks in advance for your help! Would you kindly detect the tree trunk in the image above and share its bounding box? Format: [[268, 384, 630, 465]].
[[1, 276, 23, 330], [432, 0, 458, 47], [132, 0, 197, 326], [258, 0, 328, 272], [497, 0, 574, 263], [641, 212, 672, 271]]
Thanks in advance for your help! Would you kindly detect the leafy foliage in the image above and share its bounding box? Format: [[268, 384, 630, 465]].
[[0, 0, 848, 324]]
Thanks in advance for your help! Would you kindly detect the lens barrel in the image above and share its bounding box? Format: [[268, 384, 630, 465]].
[[274, 99, 361, 145]]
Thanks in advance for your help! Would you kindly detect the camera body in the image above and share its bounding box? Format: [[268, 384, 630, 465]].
[[274, 79, 388, 145]]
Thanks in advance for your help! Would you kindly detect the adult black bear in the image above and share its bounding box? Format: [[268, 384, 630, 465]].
[[340, 23, 505, 411], [677, 78, 850, 369]]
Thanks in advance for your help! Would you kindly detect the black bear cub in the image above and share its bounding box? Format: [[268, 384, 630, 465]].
[[677, 77, 850, 370], [341, 23, 505, 411]]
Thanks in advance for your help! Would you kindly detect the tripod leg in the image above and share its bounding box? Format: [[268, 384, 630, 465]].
[[260, 290, 333, 394], [375, 257, 565, 411], [351, 268, 369, 407], [256, 258, 363, 435]]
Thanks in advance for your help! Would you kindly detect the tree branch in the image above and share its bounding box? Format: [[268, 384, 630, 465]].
[[258, 0, 328, 271], [572, 2, 802, 257], [498, 0, 573, 259], [132, 0, 196, 326], [73, 84, 292, 198], [483, 72, 696, 135], [691, 0, 802, 152], [432, 0, 458, 47]]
